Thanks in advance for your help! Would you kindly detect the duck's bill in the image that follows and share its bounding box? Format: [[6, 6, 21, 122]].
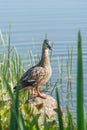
[[48, 44, 53, 50]]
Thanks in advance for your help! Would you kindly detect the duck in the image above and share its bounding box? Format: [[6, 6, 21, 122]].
[[14, 39, 52, 99]]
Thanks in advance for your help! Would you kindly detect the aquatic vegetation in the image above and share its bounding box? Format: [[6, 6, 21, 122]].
[[66, 47, 73, 81], [77, 31, 86, 130], [0, 31, 87, 130], [58, 57, 63, 82]]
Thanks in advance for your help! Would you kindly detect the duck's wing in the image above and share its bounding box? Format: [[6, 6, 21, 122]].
[[21, 66, 46, 86], [14, 66, 35, 92], [14, 66, 46, 91]]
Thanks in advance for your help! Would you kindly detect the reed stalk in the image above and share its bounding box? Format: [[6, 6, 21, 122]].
[[77, 31, 86, 130], [56, 88, 64, 130]]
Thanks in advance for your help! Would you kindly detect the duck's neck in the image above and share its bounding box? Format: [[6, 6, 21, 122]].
[[40, 48, 51, 67]]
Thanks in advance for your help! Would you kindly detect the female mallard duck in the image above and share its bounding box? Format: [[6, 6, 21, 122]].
[[14, 39, 52, 99]]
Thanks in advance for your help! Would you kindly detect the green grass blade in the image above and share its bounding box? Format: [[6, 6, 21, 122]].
[[7, 30, 11, 69], [56, 88, 64, 130], [18, 112, 27, 130], [28, 49, 35, 66], [51, 79, 59, 95], [77, 31, 86, 130], [33, 115, 40, 130], [0, 122, 3, 130], [9, 85, 19, 130], [44, 112, 49, 130], [45, 33, 48, 39], [0, 30, 5, 47], [69, 48, 73, 80], [66, 106, 74, 130]]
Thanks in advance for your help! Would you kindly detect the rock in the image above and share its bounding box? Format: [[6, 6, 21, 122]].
[[27, 94, 63, 125]]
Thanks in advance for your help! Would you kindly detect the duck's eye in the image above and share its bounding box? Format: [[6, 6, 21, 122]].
[[46, 42, 49, 46]]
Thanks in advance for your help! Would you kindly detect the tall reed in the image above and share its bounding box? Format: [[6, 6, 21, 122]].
[[67, 47, 73, 81], [77, 31, 86, 130], [56, 88, 64, 130]]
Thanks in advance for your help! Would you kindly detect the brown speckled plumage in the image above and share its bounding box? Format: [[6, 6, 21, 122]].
[[14, 39, 52, 99]]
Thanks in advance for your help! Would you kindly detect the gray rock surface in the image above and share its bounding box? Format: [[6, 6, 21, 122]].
[[28, 94, 63, 125]]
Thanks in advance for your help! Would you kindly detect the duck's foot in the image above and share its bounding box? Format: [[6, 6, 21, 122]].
[[32, 88, 37, 95], [37, 90, 46, 99], [32, 88, 46, 99]]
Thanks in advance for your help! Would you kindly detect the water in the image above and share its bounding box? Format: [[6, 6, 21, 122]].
[[0, 0, 87, 115]]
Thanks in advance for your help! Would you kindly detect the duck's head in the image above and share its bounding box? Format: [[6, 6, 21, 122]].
[[43, 39, 52, 50]]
